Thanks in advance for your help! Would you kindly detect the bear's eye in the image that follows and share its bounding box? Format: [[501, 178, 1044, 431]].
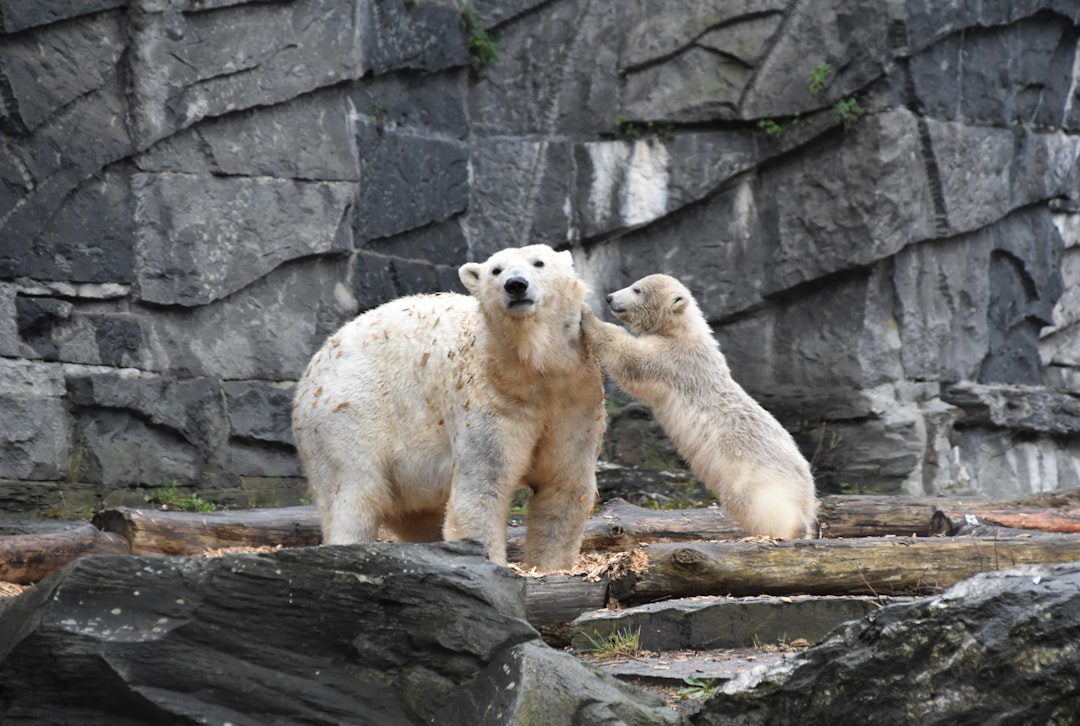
[[632, 287, 641, 294], [492, 267, 503, 276], [533, 260, 544, 268]]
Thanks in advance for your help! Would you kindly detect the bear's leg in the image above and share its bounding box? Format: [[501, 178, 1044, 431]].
[[523, 477, 595, 570], [443, 479, 516, 565], [442, 422, 537, 565], [312, 460, 389, 545]]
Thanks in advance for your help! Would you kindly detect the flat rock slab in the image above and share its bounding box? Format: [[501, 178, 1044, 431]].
[[572, 594, 918, 651], [581, 648, 791, 687]]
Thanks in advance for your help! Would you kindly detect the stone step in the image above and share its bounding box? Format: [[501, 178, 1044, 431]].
[[571, 594, 920, 689], [579, 647, 791, 689], [571, 593, 918, 653]]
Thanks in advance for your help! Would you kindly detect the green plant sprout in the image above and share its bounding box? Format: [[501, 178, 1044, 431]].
[[578, 627, 642, 658], [836, 97, 867, 124], [809, 62, 833, 95], [678, 674, 720, 700], [460, 6, 497, 71], [145, 479, 218, 512]]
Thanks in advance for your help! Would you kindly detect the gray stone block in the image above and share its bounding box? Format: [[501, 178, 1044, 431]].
[[134, 172, 355, 306], [0, 10, 125, 133], [0, 391, 70, 481], [0, 0, 125, 33], [222, 380, 296, 446], [74, 409, 201, 488], [572, 595, 905, 652], [128, 0, 365, 147], [144, 255, 357, 380], [352, 249, 461, 311], [351, 69, 469, 141], [353, 121, 469, 243], [366, 0, 468, 74], [66, 372, 227, 451], [136, 88, 360, 182]]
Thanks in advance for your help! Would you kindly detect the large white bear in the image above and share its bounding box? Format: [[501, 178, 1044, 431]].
[[292, 244, 606, 570]]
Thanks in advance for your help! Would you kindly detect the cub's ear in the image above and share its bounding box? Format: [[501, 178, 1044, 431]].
[[459, 263, 483, 294], [558, 249, 574, 268], [671, 293, 688, 312]]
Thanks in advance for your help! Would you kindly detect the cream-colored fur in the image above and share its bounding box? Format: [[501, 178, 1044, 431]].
[[581, 274, 816, 539], [292, 244, 606, 570]]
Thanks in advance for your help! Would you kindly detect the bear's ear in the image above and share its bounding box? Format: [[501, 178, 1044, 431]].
[[671, 293, 688, 313], [459, 263, 483, 294], [558, 250, 574, 268]]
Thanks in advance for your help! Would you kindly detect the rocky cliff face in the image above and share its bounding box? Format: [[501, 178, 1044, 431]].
[[1, 0, 1078, 513]]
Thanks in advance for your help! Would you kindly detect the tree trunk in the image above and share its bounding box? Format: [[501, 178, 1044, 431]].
[[0, 523, 130, 584], [91, 506, 322, 556], [611, 534, 1080, 602]]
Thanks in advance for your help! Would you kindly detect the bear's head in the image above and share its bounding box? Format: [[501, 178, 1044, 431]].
[[459, 244, 583, 320], [606, 274, 695, 335]]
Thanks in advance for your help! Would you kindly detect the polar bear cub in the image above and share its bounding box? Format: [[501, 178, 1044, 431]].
[[581, 274, 816, 539], [292, 244, 606, 570]]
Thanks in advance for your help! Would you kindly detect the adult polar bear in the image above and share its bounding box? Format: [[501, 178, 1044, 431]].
[[292, 244, 606, 570]]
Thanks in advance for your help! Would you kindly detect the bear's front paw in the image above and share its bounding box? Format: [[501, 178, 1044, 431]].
[[579, 304, 600, 335]]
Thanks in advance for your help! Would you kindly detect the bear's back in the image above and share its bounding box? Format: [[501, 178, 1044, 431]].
[[294, 293, 485, 425]]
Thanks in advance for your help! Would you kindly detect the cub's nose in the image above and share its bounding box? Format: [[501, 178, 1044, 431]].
[[505, 276, 529, 295], [605, 293, 614, 303]]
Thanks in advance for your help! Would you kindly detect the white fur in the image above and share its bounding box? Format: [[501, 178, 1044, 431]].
[[292, 244, 606, 569], [581, 274, 816, 539]]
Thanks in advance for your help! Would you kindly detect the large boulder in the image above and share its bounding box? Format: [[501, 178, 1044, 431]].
[[0, 541, 680, 725], [693, 562, 1080, 724]]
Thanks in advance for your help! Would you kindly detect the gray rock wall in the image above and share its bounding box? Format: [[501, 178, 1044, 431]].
[[1, 0, 1079, 514]]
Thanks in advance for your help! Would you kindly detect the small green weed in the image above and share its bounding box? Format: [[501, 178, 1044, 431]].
[[614, 115, 641, 139], [678, 674, 720, 700], [579, 627, 641, 659], [145, 480, 218, 512], [613, 116, 673, 141], [809, 62, 833, 95], [460, 6, 497, 71], [836, 97, 867, 124]]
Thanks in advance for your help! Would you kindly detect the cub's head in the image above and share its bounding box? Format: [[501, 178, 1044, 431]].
[[606, 274, 695, 335], [459, 244, 583, 318]]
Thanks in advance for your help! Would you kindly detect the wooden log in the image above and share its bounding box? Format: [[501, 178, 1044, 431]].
[[523, 574, 610, 627], [91, 506, 322, 556], [818, 488, 1080, 538], [931, 508, 1080, 536], [982, 487, 1080, 509], [611, 534, 1080, 602], [507, 498, 743, 559], [0, 523, 130, 584], [816, 495, 946, 538]]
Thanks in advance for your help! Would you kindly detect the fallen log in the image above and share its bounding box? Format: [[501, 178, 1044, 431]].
[[507, 498, 743, 558], [91, 506, 321, 556], [815, 495, 945, 537], [817, 487, 1080, 538], [523, 574, 609, 627], [610, 534, 1080, 602], [931, 508, 1080, 535], [0, 523, 130, 584]]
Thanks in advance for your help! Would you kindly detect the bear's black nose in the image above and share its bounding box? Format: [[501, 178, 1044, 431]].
[[605, 293, 614, 303], [504, 276, 529, 296]]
